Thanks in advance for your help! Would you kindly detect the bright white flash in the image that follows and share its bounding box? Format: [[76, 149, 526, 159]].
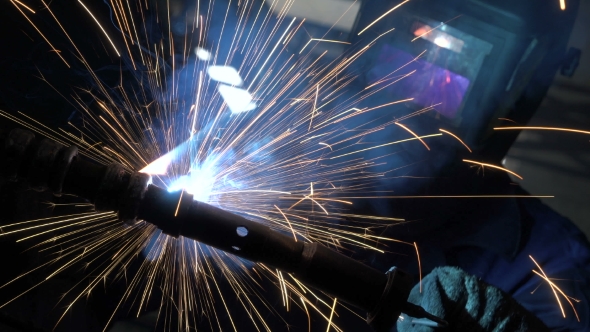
[[141, 55, 257, 202], [140, 139, 221, 203], [140, 140, 190, 175], [195, 47, 212, 60], [207, 66, 244, 86], [168, 158, 218, 202], [433, 36, 451, 49], [140, 153, 174, 175], [218, 85, 257, 114]]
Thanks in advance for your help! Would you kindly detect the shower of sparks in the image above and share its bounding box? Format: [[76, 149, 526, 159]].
[[494, 126, 590, 136], [299, 38, 351, 54], [529, 255, 580, 321], [0, 0, 436, 330], [2, 0, 574, 330], [462, 159, 524, 180], [439, 129, 472, 153]]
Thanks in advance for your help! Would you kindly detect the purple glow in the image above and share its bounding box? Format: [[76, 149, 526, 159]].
[[368, 44, 470, 118]]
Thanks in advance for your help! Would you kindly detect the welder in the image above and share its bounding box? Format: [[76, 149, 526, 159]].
[[0, 0, 589, 331]]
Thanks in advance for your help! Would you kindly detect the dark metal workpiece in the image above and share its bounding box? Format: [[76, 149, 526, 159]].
[[138, 185, 408, 327], [0, 128, 151, 224], [296, 242, 388, 313], [94, 163, 129, 212], [28, 139, 63, 192], [118, 172, 151, 224], [2, 128, 35, 181], [1, 128, 444, 331]]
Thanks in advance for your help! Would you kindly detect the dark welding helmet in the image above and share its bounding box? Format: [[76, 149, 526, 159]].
[[349, 0, 579, 162]]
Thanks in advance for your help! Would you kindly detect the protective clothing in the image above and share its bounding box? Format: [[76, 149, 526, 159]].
[[397, 266, 549, 332], [367, 173, 590, 331]]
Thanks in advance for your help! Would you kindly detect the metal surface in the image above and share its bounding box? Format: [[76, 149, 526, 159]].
[[0, 128, 444, 331]]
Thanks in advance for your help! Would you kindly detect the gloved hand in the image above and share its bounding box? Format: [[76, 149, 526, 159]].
[[397, 266, 549, 332]]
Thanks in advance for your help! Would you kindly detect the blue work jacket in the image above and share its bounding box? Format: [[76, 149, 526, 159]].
[[370, 184, 590, 331]]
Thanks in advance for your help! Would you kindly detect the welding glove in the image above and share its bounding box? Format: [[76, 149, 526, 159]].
[[396, 266, 549, 332]]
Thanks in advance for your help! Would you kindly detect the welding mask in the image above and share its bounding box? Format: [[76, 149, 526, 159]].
[[349, 0, 579, 160], [333, 0, 580, 203]]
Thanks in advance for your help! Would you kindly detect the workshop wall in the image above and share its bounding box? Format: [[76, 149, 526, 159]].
[[505, 0, 590, 238]]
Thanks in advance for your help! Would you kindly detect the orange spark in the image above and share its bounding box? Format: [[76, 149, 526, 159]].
[[463, 159, 523, 180], [78, 0, 120, 56], [396, 122, 430, 150], [274, 205, 298, 242], [300, 38, 351, 54], [300, 297, 311, 332], [174, 190, 185, 217], [363, 98, 414, 111], [358, 0, 411, 35], [439, 129, 472, 152], [494, 126, 590, 135], [560, 0, 566, 10], [498, 118, 518, 124], [329, 133, 443, 159], [13, 0, 35, 13], [309, 84, 319, 131], [413, 242, 422, 293], [326, 298, 338, 332]]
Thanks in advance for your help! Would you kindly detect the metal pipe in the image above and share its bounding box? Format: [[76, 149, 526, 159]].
[[138, 184, 391, 312], [0, 128, 445, 331]]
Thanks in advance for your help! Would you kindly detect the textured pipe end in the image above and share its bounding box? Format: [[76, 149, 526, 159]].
[[50, 146, 78, 196], [2, 128, 35, 181], [1, 128, 151, 224], [28, 139, 64, 192], [118, 172, 151, 225], [94, 163, 128, 212], [1, 128, 78, 195]]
